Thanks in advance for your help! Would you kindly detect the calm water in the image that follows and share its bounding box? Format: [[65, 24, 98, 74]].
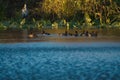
[[0, 42, 120, 80]]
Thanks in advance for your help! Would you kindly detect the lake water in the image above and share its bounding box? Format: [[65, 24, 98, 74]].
[[0, 42, 120, 80]]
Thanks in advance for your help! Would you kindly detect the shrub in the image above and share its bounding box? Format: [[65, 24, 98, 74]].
[[0, 22, 7, 30]]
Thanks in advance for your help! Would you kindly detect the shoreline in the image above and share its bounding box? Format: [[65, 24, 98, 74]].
[[0, 36, 120, 43]]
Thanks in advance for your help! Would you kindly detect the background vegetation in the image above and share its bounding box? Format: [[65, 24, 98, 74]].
[[0, 0, 120, 30]]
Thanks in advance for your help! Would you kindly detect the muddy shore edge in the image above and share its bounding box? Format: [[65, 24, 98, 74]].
[[0, 36, 120, 43]]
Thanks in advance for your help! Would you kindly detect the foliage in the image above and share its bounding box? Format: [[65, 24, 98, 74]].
[[0, 0, 119, 29], [52, 22, 58, 29], [0, 22, 7, 30]]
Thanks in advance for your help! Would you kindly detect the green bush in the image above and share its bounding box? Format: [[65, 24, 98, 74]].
[[0, 22, 7, 30], [112, 22, 120, 29]]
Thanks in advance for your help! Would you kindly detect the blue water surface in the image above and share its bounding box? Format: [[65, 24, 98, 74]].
[[0, 42, 120, 80]]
